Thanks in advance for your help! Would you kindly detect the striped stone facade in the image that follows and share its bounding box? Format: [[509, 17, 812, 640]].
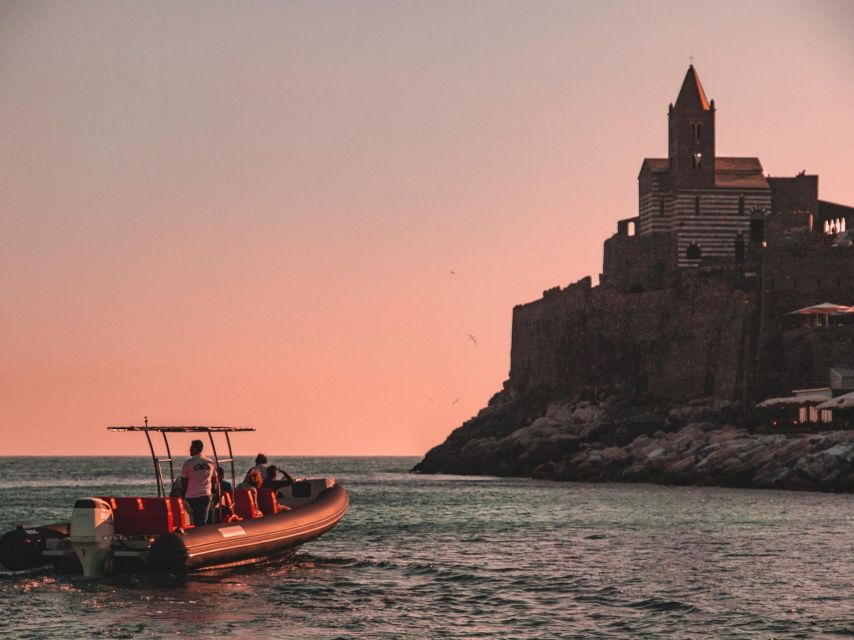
[[639, 183, 771, 267]]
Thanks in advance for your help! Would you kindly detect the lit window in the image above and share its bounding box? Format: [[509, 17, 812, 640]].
[[693, 153, 702, 169]]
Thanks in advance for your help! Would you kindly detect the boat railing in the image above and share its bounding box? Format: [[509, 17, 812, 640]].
[[107, 420, 254, 520]]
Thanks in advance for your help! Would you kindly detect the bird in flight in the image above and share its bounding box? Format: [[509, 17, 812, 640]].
[[451, 397, 460, 405], [467, 333, 477, 346], [450, 270, 457, 276]]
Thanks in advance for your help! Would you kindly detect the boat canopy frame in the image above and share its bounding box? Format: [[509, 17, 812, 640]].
[[108, 419, 255, 500]]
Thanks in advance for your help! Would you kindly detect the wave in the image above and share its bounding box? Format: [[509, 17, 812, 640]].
[[625, 597, 699, 613]]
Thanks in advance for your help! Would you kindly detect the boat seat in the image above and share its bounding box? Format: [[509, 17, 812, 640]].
[[168, 497, 194, 530], [111, 497, 181, 536], [258, 488, 289, 516], [234, 489, 262, 520]]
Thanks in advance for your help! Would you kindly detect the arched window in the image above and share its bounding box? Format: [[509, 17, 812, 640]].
[[696, 123, 702, 143], [750, 209, 765, 243], [693, 153, 702, 169], [686, 243, 701, 260]]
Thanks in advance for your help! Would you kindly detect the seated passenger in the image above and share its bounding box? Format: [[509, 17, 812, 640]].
[[235, 468, 263, 497], [248, 453, 268, 479], [213, 466, 234, 520], [216, 466, 234, 496], [262, 465, 295, 491]]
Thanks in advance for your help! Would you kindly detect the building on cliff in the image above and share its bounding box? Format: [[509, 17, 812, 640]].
[[509, 65, 854, 410], [601, 65, 854, 292]]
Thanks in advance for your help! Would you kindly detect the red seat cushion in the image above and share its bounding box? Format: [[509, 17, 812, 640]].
[[257, 488, 279, 515], [112, 497, 178, 535], [168, 497, 194, 530], [234, 488, 262, 519]]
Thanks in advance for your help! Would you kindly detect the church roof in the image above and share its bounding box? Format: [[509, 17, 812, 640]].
[[640, 156, 768, 189], [675, 65, 711, 111], [642, 158, 670, 173], [715, 157, 768, 189]]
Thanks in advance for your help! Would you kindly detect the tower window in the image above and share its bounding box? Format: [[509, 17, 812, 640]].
[[691, 122, 702, 143], [738, 195, 745, 215], [734, 234, 745, 262], [659, 200, 665, 216], [686, 243, 701, 260], [694, 195, 700, 215], [693, 153, 702, 169]]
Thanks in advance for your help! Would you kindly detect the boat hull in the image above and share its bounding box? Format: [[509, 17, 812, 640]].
[[149, 483, 349, 574]]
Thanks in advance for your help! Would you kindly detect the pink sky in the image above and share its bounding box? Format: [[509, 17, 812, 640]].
[[1, 1, 853, 455]]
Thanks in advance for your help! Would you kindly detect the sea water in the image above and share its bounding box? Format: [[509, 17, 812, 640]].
[[1, 456, 853, 639]]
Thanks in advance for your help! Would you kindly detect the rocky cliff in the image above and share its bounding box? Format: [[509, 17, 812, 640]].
[[414, 392, 854, 492]]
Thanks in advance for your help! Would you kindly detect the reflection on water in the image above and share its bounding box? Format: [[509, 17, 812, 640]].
[[2, 456, 854, 639]]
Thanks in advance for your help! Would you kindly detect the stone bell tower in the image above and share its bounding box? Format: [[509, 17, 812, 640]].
[[668, 65, 716, 190]]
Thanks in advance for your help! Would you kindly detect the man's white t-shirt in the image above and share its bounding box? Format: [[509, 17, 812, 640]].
[[180, 455, 215, 498]]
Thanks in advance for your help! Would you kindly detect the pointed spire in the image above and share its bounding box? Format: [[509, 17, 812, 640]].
[[675, 65, 710, 111]]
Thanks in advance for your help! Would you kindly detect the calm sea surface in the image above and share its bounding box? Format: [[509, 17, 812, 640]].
[[1, 456, 853, 639]]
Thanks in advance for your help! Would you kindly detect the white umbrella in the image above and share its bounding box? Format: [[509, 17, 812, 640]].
[[786, 302, 853, 315], [816, 391, 854, 410], [756, 395, 831, 408]]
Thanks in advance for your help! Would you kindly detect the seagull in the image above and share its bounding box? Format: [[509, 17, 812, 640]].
[[467, 333, 477, 346], [451, 397, 460, 405], [450, 270, 457, 276]]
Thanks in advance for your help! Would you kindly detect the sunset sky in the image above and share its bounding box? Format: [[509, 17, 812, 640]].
[[2, 1, 853, 456]]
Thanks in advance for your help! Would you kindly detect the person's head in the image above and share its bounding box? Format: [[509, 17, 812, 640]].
[[190, 440, 203, 456], [255, 453, 268, 465], [245, 469, 263, 489], [266, 465, 278, 480], [217, 466, 225, 479]]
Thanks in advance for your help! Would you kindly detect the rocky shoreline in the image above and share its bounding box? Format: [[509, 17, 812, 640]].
[[413, 390, 854, 493]]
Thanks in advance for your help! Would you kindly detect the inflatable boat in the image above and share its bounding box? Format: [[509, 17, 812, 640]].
[[0, 425, 348, 576]]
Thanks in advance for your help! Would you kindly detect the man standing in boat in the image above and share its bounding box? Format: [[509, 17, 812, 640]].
[[180, 440, 215, 526]]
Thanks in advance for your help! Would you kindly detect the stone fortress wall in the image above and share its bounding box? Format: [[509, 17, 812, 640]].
[[510, 196, 854, 409]]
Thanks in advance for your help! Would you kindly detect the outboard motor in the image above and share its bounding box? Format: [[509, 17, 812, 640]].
[[70, 498, 114, 577]]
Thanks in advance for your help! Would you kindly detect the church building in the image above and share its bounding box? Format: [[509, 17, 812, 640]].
[[637, 65, 770, 267], [602, 65, 854, 289]]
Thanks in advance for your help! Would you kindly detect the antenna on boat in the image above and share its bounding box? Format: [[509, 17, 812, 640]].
[[144, 416, 148, 427]]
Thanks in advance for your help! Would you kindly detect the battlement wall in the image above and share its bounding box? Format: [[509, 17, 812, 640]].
[[601, 228, 679, 293], [509, 275, 755, 403]]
